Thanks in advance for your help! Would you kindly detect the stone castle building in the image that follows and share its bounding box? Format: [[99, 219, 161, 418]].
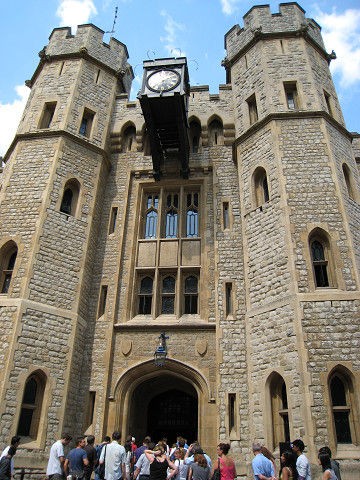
[[0, 2, 359, 478]]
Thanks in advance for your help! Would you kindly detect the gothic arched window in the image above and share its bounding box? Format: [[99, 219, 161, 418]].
[[60, 178, 80, 217], [186, 192, 199, 238], [253, 166, 270, 207], [268, 373, 290, 449], [189, 120, 201, 153], [329, 370, 358, 444], [165, 193, 178, 238], [17, 372, 46, 440], [144, 194, 159, 239], [122, 125, 137, 152], [208, 118, 224, 146], [0, 242, 18, 294]]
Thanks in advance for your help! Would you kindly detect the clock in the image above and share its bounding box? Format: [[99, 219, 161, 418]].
[[147, 69, 181, 92]]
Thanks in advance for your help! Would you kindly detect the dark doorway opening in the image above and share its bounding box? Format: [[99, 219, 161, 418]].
[[147, 389, 197, 445], [129, 375, 198, 446]]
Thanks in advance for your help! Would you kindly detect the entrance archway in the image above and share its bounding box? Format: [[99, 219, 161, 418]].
[[112, 359, 214, 450], [130, 375, 198, 445]]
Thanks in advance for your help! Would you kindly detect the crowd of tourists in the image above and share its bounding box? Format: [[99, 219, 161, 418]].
[[0, 433, 341, 480]]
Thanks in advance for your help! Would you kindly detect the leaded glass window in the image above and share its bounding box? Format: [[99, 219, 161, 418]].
[[138, 276, 153, 314], [161, 276, 176, 314], [144, 194, 159, 239], [1, 250, 17, 294], [330, 375, 352, 443], [60, 188, 73, 215], [184, 275, 198, 314], [186, 193, 199, 238], [311, 240, 329, 287], [165, 194, 178, 238]]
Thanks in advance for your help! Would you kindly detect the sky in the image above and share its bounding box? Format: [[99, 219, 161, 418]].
[[0, 0, 360, 157]]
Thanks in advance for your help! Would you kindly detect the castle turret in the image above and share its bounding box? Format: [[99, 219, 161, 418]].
[[224, 2, 360, 467], [0, 24, 132, 465]]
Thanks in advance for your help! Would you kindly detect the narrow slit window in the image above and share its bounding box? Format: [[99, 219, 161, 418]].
[[284, 82, 299, 110], [247, 94, 258, 125], [225, 282, 233, 316], [98, 285, 108, 318], [79, 108, 95, 137], [229, 393, 236, 432], [330, 375, 352, 444], [1, 250, 17, 294], [109, 207, 118, 234], [223, 202, 230, 229], [39, 102, 56, 129], [324, 90, 333, 116]]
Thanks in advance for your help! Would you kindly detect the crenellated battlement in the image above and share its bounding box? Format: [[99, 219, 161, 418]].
[[225, 2, 325, 61], [46, 23, 130, 73]]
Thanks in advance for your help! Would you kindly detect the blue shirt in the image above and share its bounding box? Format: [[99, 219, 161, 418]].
[[252, 453, 274, 480], [67, 448, 87, 473]]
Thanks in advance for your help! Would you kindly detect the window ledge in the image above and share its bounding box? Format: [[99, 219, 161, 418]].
[[335, 444, 360, 459], [16, 438, 42, 450]]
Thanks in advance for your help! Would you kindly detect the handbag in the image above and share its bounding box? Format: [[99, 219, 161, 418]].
[[211, 459, 220, 480]]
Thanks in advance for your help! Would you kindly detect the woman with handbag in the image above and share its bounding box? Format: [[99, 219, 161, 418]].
[[211, 444, 236, 480], [188, 454, 210, 480]]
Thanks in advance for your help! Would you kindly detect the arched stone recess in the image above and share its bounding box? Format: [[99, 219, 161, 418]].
[[111, 358, 214, 446], [263, 369, 293, 452]]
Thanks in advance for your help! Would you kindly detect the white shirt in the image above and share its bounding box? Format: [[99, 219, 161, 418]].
[[46, 440, 65, 475], [0, 446, 15, 475], [100, 441, 126, 480], [135, 452, 150, 476], [296, 453, 311, 480]]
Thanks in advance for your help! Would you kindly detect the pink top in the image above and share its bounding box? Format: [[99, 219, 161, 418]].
[[219, 457, 236, 480]]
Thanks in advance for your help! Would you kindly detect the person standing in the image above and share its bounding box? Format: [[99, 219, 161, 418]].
[[280, 451, 298, 480], [318, 453, 337, 480], [318, 447, 341, 480], [291, 440, 311, 480], [99, 431, 126, 480], [46, 433, 72, 479], [133, 442, 155, 480], [84, 435, 97, 480], [144, 445, 177, 480], [64, 436, 89, 479], [0, 447, 16, 480], [251, 443, 275, 480], [0, 436, 20, 478], [212, 443, 236, 480], [95, 436, 111, 480]]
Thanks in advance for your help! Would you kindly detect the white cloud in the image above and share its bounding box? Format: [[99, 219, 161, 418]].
[[160, 10, 186, 57], [56, 0, 97, 33], [0, 85, 30, 157], [315, 8, 360, 88], [220, 0, 240, 16]]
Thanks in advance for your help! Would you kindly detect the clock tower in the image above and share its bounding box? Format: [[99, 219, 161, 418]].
[[138, 57, 190, 179]]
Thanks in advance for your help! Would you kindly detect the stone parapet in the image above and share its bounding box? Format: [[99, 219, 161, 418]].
[[46, 24, 130, 72], [225, 3, 325, 63]]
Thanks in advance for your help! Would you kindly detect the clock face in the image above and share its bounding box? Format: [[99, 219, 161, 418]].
[[147, 69, 181, 92]]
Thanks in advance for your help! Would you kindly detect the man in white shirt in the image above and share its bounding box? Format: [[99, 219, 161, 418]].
[[46, 433, 72, 479], [0, 436, 21, 477], [99, 431, 126, 480], [291, 439, 311, 480]]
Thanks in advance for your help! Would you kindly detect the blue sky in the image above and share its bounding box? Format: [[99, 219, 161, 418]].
[[1, 0, 359, 156]]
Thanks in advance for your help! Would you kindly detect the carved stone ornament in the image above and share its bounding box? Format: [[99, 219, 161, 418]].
[[121, 339, 132, 356], [196, 339, 208, 356]]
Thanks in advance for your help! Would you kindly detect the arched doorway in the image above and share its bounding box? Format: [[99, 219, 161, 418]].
[[129, 375, 198, 445], [112, 359, 216, 453]]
